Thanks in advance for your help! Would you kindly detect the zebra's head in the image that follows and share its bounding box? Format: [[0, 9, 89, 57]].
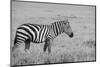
[[63, 20, 74, 38]]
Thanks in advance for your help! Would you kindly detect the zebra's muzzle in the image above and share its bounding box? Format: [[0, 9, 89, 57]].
[[69, 32, 74, 38]]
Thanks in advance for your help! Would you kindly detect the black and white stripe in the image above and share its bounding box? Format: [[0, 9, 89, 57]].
[[12, 20, 74, 53]]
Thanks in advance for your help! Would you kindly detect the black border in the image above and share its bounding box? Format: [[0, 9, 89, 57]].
[[10, 0, 96, 67]]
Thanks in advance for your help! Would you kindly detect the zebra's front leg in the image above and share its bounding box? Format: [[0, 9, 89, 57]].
[[43, 39, 49, 52], [48, 40, 51, 53], [43, 38, 51, 52], [48, 39, 54, 53], [24, 39, 31, 54], [43, 38, 52, 53]]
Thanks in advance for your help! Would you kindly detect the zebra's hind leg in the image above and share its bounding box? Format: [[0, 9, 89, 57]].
[[24, 39, 31, 54], [12, 37, 19, 52], [12, 45, 18, 52], [12, 44, 19, 58]]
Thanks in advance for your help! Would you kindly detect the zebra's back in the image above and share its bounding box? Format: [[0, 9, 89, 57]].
[[15, 23, 50, 44]]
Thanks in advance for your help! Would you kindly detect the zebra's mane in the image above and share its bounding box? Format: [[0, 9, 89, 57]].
[[51, 20, 68, 24]]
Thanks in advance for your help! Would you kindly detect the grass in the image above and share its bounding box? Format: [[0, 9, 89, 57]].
[[11, 38, 95, 66]]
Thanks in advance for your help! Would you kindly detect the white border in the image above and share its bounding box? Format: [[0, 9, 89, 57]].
[[0, 0, 100, 67]]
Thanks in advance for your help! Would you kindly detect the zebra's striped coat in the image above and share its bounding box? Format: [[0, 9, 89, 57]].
[[12, 20, 74, 53]]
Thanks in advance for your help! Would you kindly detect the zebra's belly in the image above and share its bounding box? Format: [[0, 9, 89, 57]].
[[32, 38, 45, 43]]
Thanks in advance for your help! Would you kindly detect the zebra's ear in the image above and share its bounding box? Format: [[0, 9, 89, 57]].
[[63, 19, 68, 24]]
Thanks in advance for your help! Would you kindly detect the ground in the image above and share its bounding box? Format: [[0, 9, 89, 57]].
[[11, 1, 96, 66]]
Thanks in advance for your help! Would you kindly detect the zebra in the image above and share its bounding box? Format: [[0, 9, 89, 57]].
[[12, 20, 74, 54]]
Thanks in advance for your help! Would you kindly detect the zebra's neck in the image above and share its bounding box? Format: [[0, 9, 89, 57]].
[[50, 22, 64, 37]]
